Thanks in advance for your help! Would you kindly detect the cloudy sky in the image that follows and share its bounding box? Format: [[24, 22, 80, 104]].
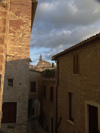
[[30, 0, 100, 65]]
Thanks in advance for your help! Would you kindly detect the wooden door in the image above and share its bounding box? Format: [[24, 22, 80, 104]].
[[2, 102, 17, 123], [89, 105, 98, 133]]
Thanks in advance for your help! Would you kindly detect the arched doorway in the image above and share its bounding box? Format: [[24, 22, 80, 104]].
[[28, 99, 40, 118]]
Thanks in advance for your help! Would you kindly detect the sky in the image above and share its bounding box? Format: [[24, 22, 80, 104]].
[[30, 0, 100, 65]]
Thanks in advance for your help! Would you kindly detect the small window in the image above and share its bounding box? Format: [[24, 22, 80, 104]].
[[50, 87, 53, 102], [73, 55, 79, 74], [31, 81, 36, 92], [44, 85, 46, 98], [8, 79, 13, 86], [69, 93, 74, 121]]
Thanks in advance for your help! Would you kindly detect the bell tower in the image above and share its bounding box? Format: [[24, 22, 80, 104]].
[[39, 54, 42, 62]]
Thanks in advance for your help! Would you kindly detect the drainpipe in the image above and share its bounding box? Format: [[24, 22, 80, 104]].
[[56, 60, 59, 133]]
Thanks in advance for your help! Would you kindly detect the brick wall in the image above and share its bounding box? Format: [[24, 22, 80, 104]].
[[57, 37, 100, 133]]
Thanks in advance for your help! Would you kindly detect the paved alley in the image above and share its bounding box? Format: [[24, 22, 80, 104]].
[[28, 118, 46, 133]]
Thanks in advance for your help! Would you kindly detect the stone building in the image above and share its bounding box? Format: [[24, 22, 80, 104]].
[[1, 0, 38, 132], [0, 0, 8, 127], [52, 33, 100, 133], [31, 55, 55, 72], [41, 70, 57, 133], [28, 69, 42, 118]]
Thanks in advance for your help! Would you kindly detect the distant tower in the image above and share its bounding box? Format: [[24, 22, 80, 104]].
[[39, 54, 42, 62]]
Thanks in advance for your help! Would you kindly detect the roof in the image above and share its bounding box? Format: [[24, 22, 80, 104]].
[[52, 32, 100, 60], [29, 69, 42, 73], [31, 0, 38, 29]]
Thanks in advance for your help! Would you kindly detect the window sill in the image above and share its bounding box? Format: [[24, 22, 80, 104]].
[[67, 120, 74, 125]]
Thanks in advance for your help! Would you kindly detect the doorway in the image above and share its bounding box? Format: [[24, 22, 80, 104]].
[[51, 118, 53, 133], [89, 105, 98, 133], [2, 102, 17, 123]]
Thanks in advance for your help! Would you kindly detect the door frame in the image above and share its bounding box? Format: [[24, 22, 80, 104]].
[[85, 101, 100, 133]]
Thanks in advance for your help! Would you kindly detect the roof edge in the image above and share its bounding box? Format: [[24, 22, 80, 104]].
[[52, 32, 100, 60]]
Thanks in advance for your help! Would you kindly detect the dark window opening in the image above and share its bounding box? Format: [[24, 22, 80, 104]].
[[73, 55, 79, 74], [31, 81, 36, 92], [89, 105, 98, 133], [69, 93, 74, 121], [42, 111, 44, 122], [32, 107, 34, 115], [51, 118, 53, 133], [44, 85, 46, 98], [8, 79, 13, 86], [50, 87, 53, 102]]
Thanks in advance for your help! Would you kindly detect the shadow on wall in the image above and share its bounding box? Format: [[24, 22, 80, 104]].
[[1, 58, 30, 125], [28, 99, 40, 118], [0, 129, 4, 133]]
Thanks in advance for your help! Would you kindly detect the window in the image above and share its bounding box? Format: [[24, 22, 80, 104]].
[[44, 85, 46, 98], [50, 87, 53, 102], [32, 107, 34, 115], [31, 81, 36, 92], [73, 55, 79, 74], [89, 105, 98, 133], [8, 79, 13, 86], [69, 93, 74, 121], [2, 102, 17, 123], [42, 111, 44, 122]]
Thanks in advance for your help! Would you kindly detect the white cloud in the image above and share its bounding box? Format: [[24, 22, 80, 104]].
[[31, 0, 100, 62]]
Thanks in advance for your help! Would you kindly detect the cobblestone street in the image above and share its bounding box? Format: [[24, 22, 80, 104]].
[[28, 118, 46, 133]]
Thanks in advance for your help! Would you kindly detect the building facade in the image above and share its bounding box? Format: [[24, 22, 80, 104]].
[[1, 0, 38, 132], [0, 0, 8, 127], [31, 55, 55, 72], [52, 33, 100, 133], [41, 71, 57, 133], [28, 69, 42, 118]]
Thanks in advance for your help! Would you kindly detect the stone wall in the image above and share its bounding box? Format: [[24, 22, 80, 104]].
[[1, 0, 32, 132], [56, 37, 100, 133], [29, 70, 42, 101], [0, 0, 8, 127], [28, 70, 42, 118]]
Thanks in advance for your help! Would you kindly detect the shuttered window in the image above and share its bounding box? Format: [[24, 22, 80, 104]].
[[31, 81, 36, 92], [73, 55, 79, 74]]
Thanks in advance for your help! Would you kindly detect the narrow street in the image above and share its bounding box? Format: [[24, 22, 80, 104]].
[[28, 118, 46, 133]]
